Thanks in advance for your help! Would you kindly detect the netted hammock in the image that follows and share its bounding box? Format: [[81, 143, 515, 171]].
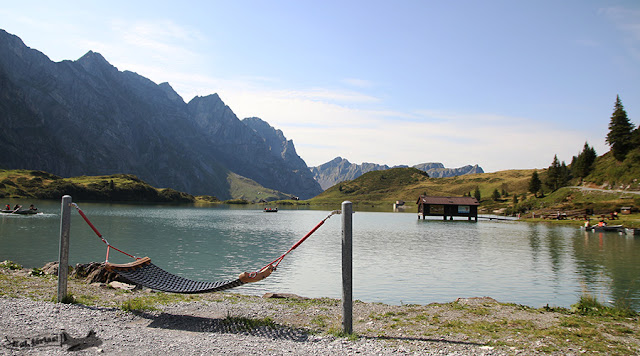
[[73, 203, 338, 294], [105, 257, 274, 293]]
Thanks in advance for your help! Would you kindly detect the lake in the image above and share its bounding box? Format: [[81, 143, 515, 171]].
[[1, 199, 638, 310]]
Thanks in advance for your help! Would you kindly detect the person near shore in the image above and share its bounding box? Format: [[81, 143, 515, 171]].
[[584, 219, 591, 228], [598, 220, 606, 227]]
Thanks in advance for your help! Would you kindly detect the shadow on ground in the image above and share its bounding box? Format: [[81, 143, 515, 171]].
[[139, 312, 310, 341]]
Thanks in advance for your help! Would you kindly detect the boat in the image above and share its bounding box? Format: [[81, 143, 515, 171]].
[[581, 225, 624, 233], [625, 228, 640, 236], [1, 209, 40, 215], [263, 207, 278, 213]]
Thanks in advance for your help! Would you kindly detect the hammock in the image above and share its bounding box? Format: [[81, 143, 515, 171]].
[[73, 203, 338, 294]]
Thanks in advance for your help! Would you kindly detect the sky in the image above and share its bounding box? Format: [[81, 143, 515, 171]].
[[1, 1, 639, 172]]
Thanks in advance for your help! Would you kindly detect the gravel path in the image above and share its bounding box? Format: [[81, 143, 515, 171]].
[[0, 297, 505, 355]]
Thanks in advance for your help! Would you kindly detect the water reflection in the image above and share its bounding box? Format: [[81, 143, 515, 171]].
[[572, 230, 640, 309]]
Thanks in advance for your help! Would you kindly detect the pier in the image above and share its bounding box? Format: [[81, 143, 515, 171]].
[[416, 195, 479, 221]]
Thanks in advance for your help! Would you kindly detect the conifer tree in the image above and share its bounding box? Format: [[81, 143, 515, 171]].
[[474, 186, 481, 201], [572, 142, 597, 179], [529, 171, 541, 197], [559, 161, 571, 187], [606, 95, 634, 161], [545, 155, 562, 191]]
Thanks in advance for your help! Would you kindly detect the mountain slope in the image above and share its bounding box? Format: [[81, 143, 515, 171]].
[[310, 167, 532, 205], [310, 157, 484, 190], [0, 29, 321, 200], [583, 149, 640, 190]]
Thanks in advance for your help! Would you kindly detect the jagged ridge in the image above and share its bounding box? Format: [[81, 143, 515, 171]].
[[310, 157, 483, 190], [0, 29, 322, 200]]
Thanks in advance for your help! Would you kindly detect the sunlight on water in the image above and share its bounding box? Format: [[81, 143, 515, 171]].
[[1, 200, 638, 310]]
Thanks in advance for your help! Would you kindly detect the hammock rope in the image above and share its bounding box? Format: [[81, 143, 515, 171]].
[[72, 203, 340, 293]]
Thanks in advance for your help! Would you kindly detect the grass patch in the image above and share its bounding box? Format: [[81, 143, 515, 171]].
[[118, 292, 202, 312], [58, 293, 77, 304], [571, 293, 638, 318], [327, 327, 359, 341]]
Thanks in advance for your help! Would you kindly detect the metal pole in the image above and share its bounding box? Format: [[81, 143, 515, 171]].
[[57, 195, 71, 303], [341, 201, 353, 334]]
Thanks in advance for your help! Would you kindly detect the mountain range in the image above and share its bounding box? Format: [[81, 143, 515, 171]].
[[0, 29, 322, 200], [0, 29, 486, 199], [310, 157, 483, 190]]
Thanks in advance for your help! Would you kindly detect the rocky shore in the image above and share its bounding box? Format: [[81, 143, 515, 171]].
[[1, 264, 639, 355]]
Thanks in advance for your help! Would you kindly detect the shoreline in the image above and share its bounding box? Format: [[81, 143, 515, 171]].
[[1, 266, 639, 355]]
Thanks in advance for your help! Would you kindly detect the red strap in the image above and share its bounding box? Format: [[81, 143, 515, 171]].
[[75, 208, 102, 238], [263, 210, 339, 270], [73, 203, 138, 260]]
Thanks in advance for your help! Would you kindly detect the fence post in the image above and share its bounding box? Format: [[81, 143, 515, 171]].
[[57, 195, 71, 303], [341, 201, 353, 334]]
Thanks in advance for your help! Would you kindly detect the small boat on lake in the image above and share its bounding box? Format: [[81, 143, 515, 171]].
[[263, 207, 278, 213], [581, 225, 624, 233], [1, 209, 40, 215]]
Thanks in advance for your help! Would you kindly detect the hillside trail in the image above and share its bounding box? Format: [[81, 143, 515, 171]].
[[567, 186, 640, 195]]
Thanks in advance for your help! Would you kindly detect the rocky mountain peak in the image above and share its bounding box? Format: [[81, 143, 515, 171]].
[[311, 158, 484, 190], [77, 50, 117, 74], [158, 82, 183, 103]]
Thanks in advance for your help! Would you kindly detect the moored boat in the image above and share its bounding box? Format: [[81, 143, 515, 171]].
[[263, 207, 278, 213], [625, 228, 640, 236], [581, 225, 624, 233]]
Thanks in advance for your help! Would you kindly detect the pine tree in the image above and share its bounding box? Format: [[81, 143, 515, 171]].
[[474, 186, 481, 201], [545, 155, 562, 191], [492, 188, 501, 201], [572, 142, 597, 179], [529, 171, 541, 197], [559, 161, 570, 187], [606, 95, 634, 161]]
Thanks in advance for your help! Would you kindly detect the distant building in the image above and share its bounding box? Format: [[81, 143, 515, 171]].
[[416, 195, 479, 221]]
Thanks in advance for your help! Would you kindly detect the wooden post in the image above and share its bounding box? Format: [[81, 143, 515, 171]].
[[341, 201, 353, 334], [57, 195, 71, 303]]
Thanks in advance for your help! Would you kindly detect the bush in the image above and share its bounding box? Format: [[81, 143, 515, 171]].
[[0, 260, 23, 270], [571, 293, 637, 318]]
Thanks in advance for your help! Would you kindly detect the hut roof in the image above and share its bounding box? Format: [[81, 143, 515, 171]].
[[416, 196, 479, 206]]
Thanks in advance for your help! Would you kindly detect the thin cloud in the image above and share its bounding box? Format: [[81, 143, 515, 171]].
[[216, 85, 594, 171]]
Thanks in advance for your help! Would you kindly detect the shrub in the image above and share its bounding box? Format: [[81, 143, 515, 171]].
[[0, 261, 22, 270]]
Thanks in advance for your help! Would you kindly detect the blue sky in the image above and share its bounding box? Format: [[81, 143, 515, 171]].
[[1, 1, 639, 172]]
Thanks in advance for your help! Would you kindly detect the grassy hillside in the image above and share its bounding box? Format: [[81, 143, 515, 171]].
[[0, 169, 294, 204], [0, 169, 198, 203], [308, 164, 640, 220], [583, 149, 640, 190], [309, 167, 535, 208], [227, 172, 292, 202]]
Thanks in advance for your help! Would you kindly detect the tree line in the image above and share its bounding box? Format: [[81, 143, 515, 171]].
[[528, 95, 637, 197]]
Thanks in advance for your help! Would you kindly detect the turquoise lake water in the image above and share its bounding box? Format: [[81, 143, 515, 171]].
[[1, 199, 638, 310]]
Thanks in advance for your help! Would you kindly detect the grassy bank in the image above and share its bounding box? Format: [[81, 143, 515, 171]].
[[0, 169, 200, 203], [1, 262, 638, 354]]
